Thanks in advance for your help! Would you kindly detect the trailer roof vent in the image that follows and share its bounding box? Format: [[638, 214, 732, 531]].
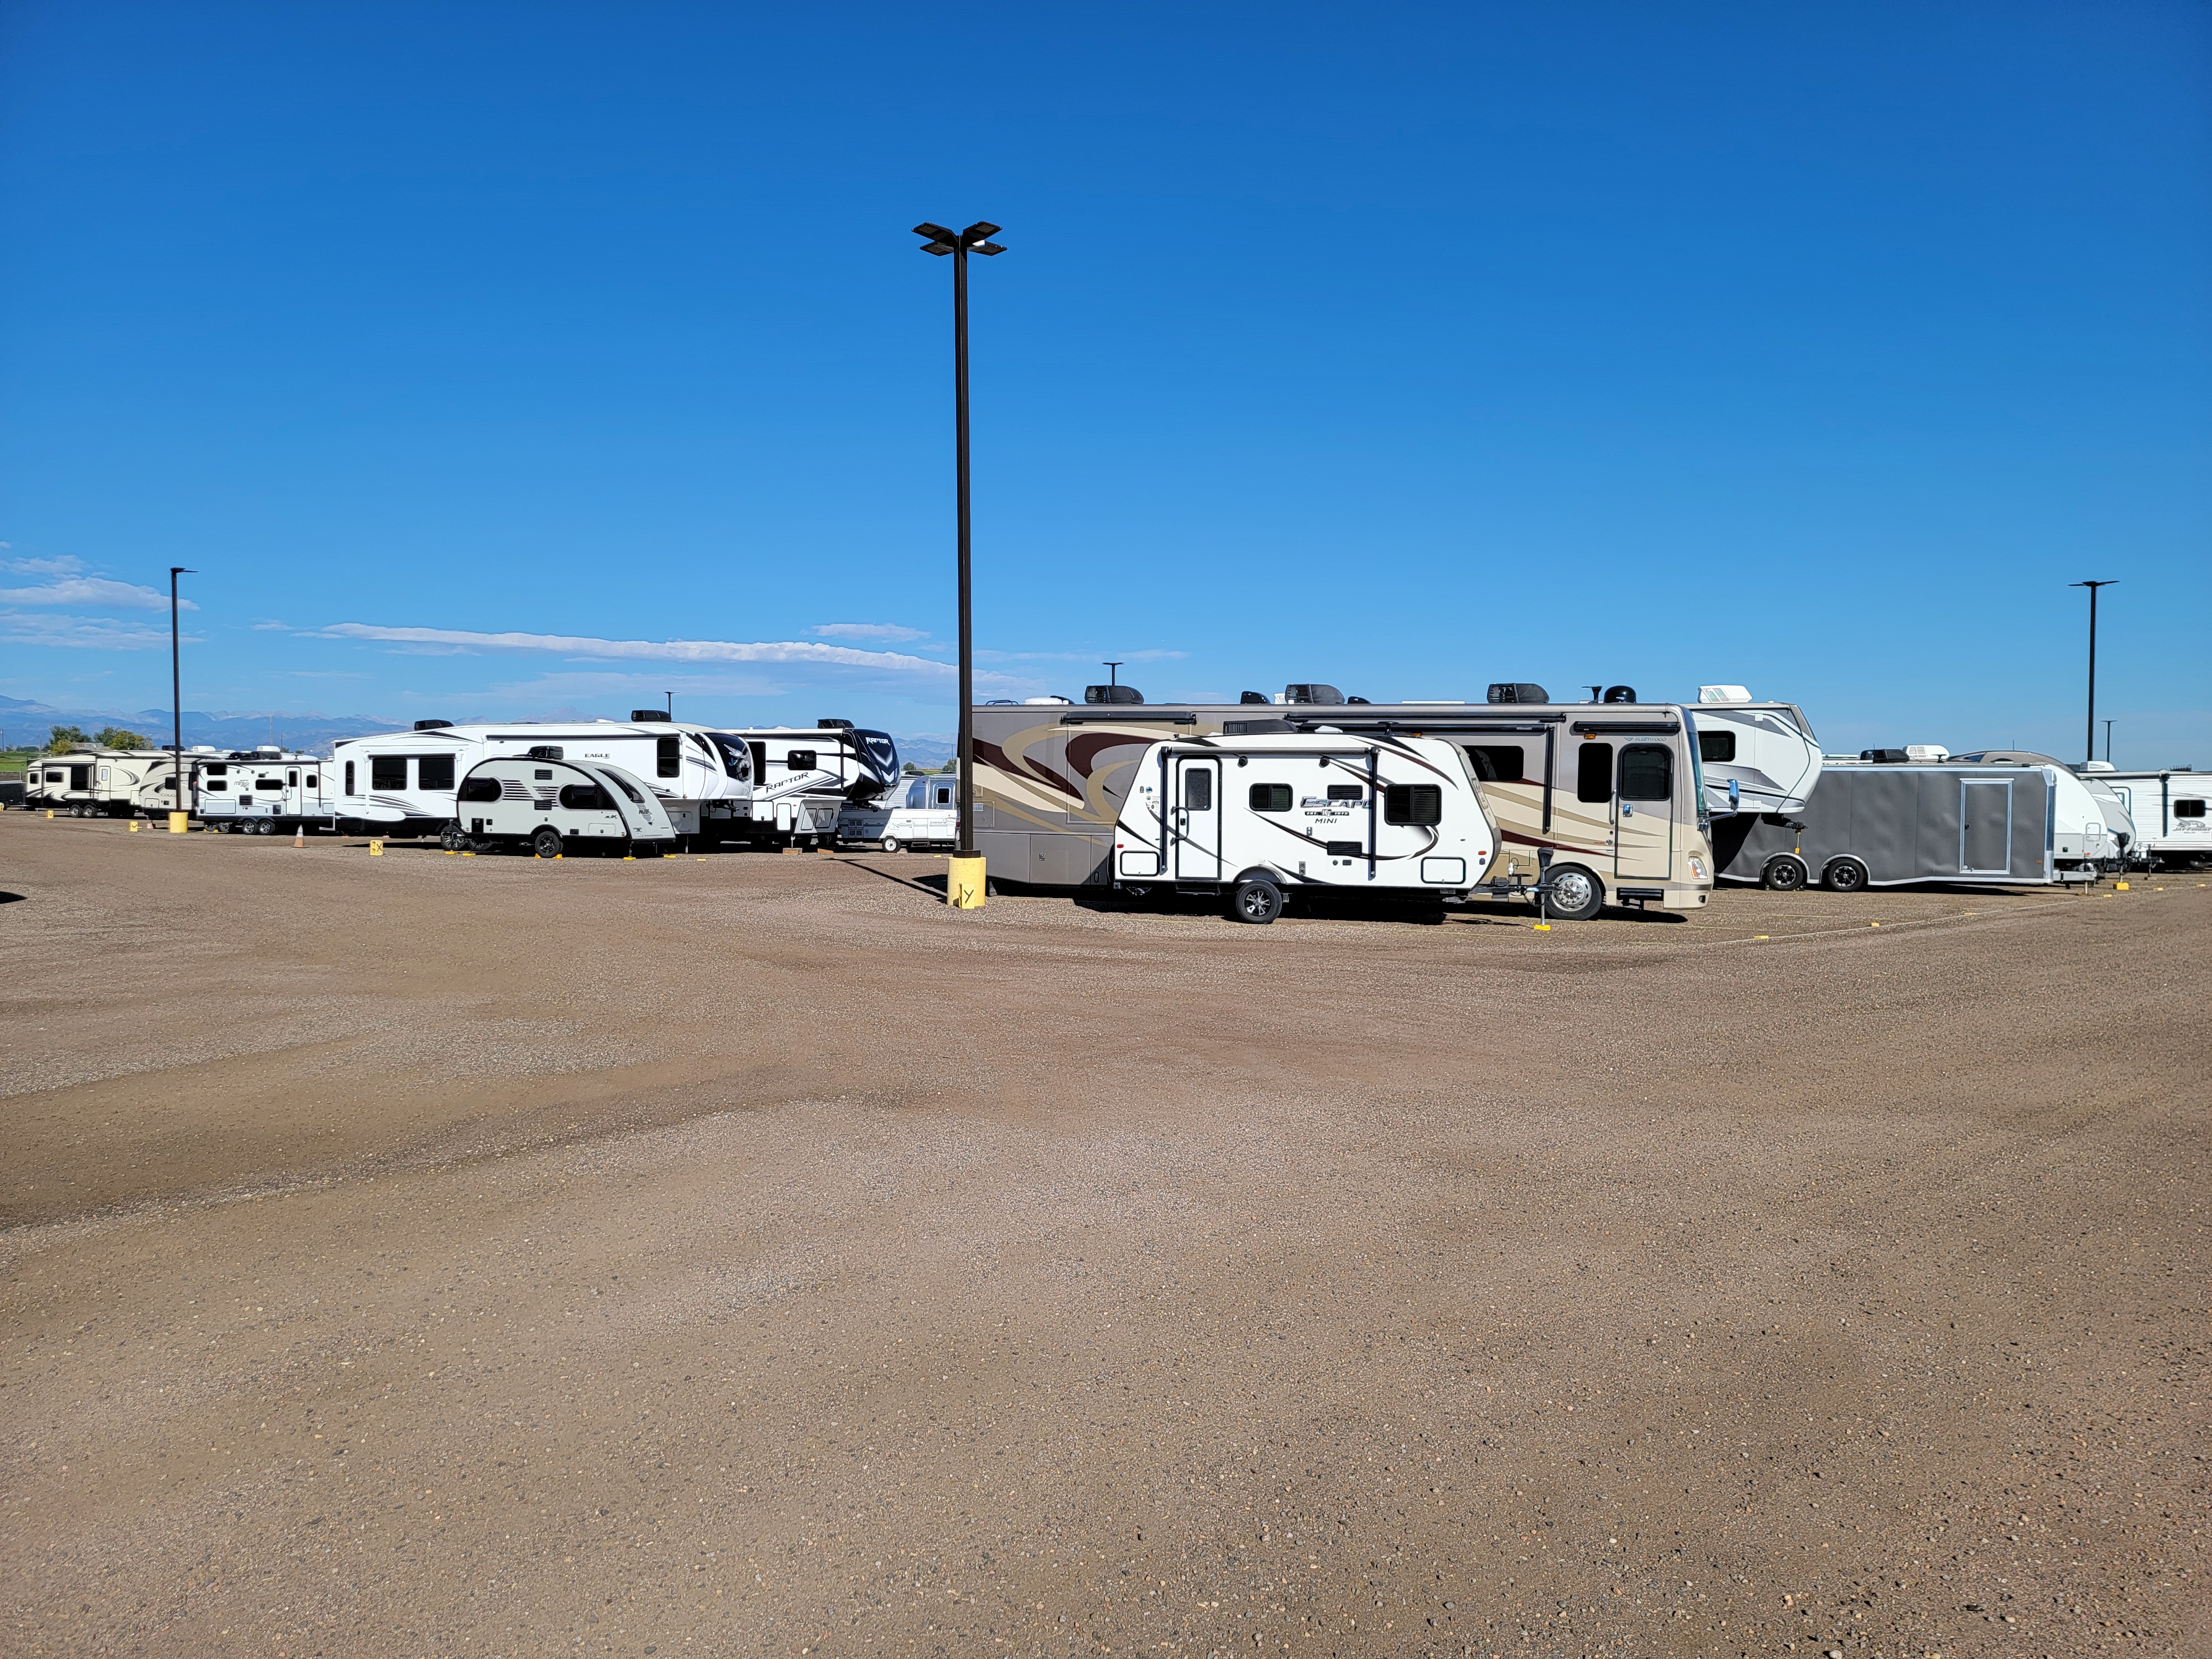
[[1603, 685, 1637, 703], [1698, 685, 1752, 703], [1283, 683, 1343, 705], [414, 719, 453, 731], [1021, 696, 1073, 705], [1905, 745, 1949, 763], [1486, 682, 1548, 704], [1085, 684, 1144, 705], [817, 718, 854, 729], [1240, 691, 1269, 704], [527, 745, 565, 761], [1861, 748, 1910, 763], [629, 709, 671, 722]]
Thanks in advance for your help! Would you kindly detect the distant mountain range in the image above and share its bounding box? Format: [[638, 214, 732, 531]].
[[0, 695, 956, 767]]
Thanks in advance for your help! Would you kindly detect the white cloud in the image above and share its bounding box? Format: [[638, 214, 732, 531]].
[[0, 611, 180, 650], [976, 647, 1187, 664], [0, 577, 196, 611], [0, 553, 84, 576], [813, 622, 928, 643], [251, 619, 291, 631], [321, 623, 958, 678]]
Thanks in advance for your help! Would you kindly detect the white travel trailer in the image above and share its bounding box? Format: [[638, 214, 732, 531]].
[[837, 772, 960, 852], [28, 750, 105, 815], [1948, 753, 2124, 874], [329, 713, 752, 845], [2088, 767, 2209, 871], [1686, 687, 1823, 818], [1110, 732, 1500, 922], [454, 756, 676, 857], [724, 722, 900, 846], [198, 749, 334, 834]]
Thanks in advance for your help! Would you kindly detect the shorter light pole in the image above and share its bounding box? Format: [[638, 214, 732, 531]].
[[2070, 579, 2115, 767], [169, 567, 195, 830]]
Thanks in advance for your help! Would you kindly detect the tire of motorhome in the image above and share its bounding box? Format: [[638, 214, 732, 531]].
[[533, 826, 564, 860], [1545, 865, 1605, 921], [879, 836, 901, 853], [1761, 855, 1808, 891], [1231, 876, 1285, 925], [1823, 855, 1869, 893]]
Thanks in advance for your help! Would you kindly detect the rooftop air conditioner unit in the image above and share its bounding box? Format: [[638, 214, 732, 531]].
[[1084, 685, 1144, 705], [414, 719, 453, 731], [1698, 685, 1752, 703], [1861, 748, 1911, 764], [1486, 682, 1549, 704], [1282, 683, 1343, 705], [630, 710, 671, 722], [1904, 745, 1949, 763]]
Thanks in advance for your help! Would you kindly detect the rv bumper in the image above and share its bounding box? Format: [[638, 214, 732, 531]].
[[1662, 885, 1708, 910]]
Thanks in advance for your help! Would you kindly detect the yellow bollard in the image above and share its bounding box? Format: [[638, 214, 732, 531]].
[[129, 819, 142, 832], [168, 811, 189, 834], [947, 854, 987, 909], [1532, 922, 1552, 932], [369, 839, 384, 857], [47, 809, 55, 820], [2115, 880, 2130, 891]]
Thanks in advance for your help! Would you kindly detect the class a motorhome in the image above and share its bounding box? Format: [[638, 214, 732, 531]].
[[724, 722, 900, 846], [455, 756, 676, 856], [2075, 765, 2205, 871], [1110, 731, 1499, 921], [1686, 687, 1823, 818], [329, 713, 753, 844], [837, 771, 961, 851], [196, 749, 333, 833], [972, 680, 1714, 916], [1712, 754, 2092, 890]]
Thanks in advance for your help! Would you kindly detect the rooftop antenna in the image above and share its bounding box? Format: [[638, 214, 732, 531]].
[[1104, 660, 1123, 688]]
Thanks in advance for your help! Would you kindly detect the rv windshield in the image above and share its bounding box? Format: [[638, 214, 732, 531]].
[[707, 733, 753, 782]]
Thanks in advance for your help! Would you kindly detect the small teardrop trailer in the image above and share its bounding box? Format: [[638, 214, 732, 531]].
[[453, 754, 677, 858]]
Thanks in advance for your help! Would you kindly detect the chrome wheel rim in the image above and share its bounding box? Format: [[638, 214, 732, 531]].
[[1553, 870, 1595, 912]]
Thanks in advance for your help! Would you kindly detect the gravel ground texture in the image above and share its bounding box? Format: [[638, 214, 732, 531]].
[[2, 813, 2206, 1659]]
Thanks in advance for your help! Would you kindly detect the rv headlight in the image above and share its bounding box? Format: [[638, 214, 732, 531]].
[[1688, 855, 1707, 880]]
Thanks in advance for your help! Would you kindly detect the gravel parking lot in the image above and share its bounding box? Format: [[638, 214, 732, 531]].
[[3, 814, 2205, 1658]]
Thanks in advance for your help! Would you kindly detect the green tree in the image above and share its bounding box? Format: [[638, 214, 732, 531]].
[[95, 726, 152, 750], [44, 724, 88, 754]]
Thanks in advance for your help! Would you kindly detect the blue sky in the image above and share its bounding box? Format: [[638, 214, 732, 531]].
[[3, 1, 2206, 763]]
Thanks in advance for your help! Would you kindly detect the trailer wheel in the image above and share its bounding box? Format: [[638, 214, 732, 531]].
[[879, 836, 901, 854], [1823, 855, 1869, 893], [1231, 877, 1285, 924], [439, 821, 468, 852], [1761, 855, 1808, 891], [533, 826, 564, 860], [1544, 864, 1605, 921]]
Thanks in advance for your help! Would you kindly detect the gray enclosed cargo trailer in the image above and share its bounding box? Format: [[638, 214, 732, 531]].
[[1712, 763, 2074, 890]]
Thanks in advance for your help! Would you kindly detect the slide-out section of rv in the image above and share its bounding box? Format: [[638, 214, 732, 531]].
[[2089, 767, 2209, 871], [197, 749, 335, 834], [330, 714, 753, 846], [1112, 732, 1498, 922], [972, 680, 1714, 917], [455, 757, 676, 857], [724, 722, 900, 847], [838, 772, 959, 851], [1712, 760, 2082, 889], [1686, 687, 1823, 818]]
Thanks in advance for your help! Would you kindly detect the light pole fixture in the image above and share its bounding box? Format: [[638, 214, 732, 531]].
[[169, 567, 195, 830], [912, 219, 1004, 907], [2070, 580, 2116, 767]]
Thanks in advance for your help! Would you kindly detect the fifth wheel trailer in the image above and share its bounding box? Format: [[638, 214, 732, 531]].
[[1712, 761, 2080, 890], [2090, 768, 2210, 870]]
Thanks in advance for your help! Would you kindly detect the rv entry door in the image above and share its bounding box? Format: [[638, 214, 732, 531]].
[[1614, 744, 1675, 881], [1960, 779, 2012, 874], [1173, 759, 1223, 881]]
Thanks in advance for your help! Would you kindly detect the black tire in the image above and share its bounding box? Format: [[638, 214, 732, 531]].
[[1231, 877, 1285, 924], [1762, 855, 1808, 892], [880, 836, 901, 854], [1543, 864, 1605, 921], [439, 821, 468, 852], [1823, 856, 1869, 893], [533, 826, 564, 860]]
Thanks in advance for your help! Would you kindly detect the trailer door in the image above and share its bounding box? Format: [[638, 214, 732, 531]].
[[1614, 744, 1674, 880], [1960, 779, 2012, 874], [1172, 759, 1222, 880]]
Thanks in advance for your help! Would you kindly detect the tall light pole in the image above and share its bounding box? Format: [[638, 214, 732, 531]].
[[913, 219, 1004, 905], [2070, 580, 2116, 767], [169, 566, 195, 829]]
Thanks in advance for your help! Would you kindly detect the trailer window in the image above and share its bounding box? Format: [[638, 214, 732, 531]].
[[656, 734, 681, 778], [370, 757, 406, 790], [933, 784, 953, 806], [1464, 744, 1524, 782], [1697, 730, 1736, 763], [603, 771, 645, 803], [306, 774, 317, 789], [785, 750, 817, 771], [2177, 798, 2207, 818], [345, 762, 356, 795], [1576, 743, 1614, 803], [748, 742, 768, 781], [418, 754, 456, 792], [254, 778, 283, 791], [457, 776, 502, 803], [559, 783, 613, 810], [1620, 744, 1672, 802], [1384, 784, 1442, 826], [1326, 784, 1364, 801], [707, 734, 753, 781], [1183, 770, 1213, 811], [1249, 783, 1293, 811], [288, 770, 299, 786]]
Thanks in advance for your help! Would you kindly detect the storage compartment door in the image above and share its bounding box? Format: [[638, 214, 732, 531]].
[[1172, 759, 1223, 880], [1960, 779, 2012, 874]]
